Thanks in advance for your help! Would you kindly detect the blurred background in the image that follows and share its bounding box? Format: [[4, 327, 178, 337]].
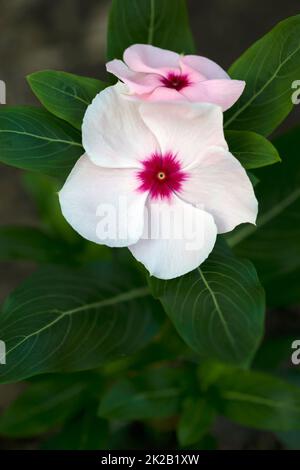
[[0, 0, 300, 450]]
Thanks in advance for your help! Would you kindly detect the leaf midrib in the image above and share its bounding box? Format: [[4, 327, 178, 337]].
[[228, 187, 300, 247], [29, 77, 91, 106], [0, 129, 82, 147], [197, 268, 237, 357], [147, 0, 156, 44], [6, 286, 150, 357], [224, 39, 300, 129], [222, 390, 300, 412]]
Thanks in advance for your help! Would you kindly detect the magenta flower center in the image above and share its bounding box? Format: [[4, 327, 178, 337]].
[[160, 72, 191, 91], [137, 152, 187, 200]]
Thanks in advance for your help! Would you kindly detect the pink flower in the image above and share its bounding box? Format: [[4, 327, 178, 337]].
[[106, 44, 245, 110], [59, 84, 257, 280]]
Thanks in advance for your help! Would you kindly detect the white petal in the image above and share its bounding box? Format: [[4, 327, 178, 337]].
[[129, 196, 217, 279], [59, 154, 147, 247], [179, 147, 258, 233], [82, 83, 159, 168], [139, 101, 228, 168]]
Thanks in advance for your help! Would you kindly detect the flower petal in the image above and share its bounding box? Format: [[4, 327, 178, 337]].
[[178, 147, 258, 233], [106, 59, 162, 94], [145, 86, 184, 101], [82, 83, 159, 168], [140, 101, 228, 168], [181, 79, 245, 111], [59, 154, 147, 247], [124, 44, 180, 76], [181, 55, 230, 80], [129, 195, 217, 279]]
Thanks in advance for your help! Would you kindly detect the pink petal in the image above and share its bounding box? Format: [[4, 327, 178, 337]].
[[124, 44, 180, 76], [178, 147, 258, 234], [106, 59, 162, 94], [144, 86, 184, 101], [181, 55, 230, 80], [179, 57, 207, 83], [59, 154, 147, 247], [129, 195, 217, 279], [139, 101, 227, 168], [181, 79, 245, 110]]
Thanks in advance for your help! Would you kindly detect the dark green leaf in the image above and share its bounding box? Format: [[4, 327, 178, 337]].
[[27, 71, 106, 130], [0, 226, 68, 263], [177, 397, 215, 447], [212, 367, 300, 431], [22, 172, 84, 244], [229, 127, 300, 306], [98, 367, 183, 420], [107, 0, 195, 61], [42, 409, 108, 450], [0, 106, 83, 178], [225, 15, 300, 136], [253, 336, 295, 371], [0, 374, 88, 437], [0, 264, 161, 384], [22, 173, 112, 263], [149, 241, 265, 366], [247, 171, 260, 187], [225, 130, 280, 169], [185, 434, 217, 450]]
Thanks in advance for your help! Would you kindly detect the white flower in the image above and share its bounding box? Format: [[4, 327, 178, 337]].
[[59, 84, 257, 280]]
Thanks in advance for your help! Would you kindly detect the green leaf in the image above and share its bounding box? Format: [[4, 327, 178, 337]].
[[229, 127, 300, 307], [0, 226, 68, 263], [149, 241, 265, 367], [247, 171, 260, 188], [211, 367, 300, 431], [186, 434, 217, 450], [0, 374, 89, 437], [42, 409, 108, 450], [224, 15, 300, 136], [177, 397, 215, 447], [22, 172, 83, 244], [0, 263, 161, 384], [98, 367, 183, 420], [0, 106, 83, 178], [253, 336, 295, 371], [225, 130, 280, 169], [101, 323, 194, 377], [27, 71, 106, 130], [21, 173, 111, 264], [107, 0, 195, 61]]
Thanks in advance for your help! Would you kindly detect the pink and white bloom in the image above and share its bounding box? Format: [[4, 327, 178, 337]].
[[106, 44, 245, 111], [59, 84, 257, 280]]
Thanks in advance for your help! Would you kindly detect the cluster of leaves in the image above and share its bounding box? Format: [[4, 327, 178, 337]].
[[0, 0, 300, 450]]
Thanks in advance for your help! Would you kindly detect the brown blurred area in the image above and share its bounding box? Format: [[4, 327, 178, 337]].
[[0, 0, 300, 450]]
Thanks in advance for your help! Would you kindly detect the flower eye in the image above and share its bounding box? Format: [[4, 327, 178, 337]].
[[136, 152, 187, 200], [157, 171, 166, 180]]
